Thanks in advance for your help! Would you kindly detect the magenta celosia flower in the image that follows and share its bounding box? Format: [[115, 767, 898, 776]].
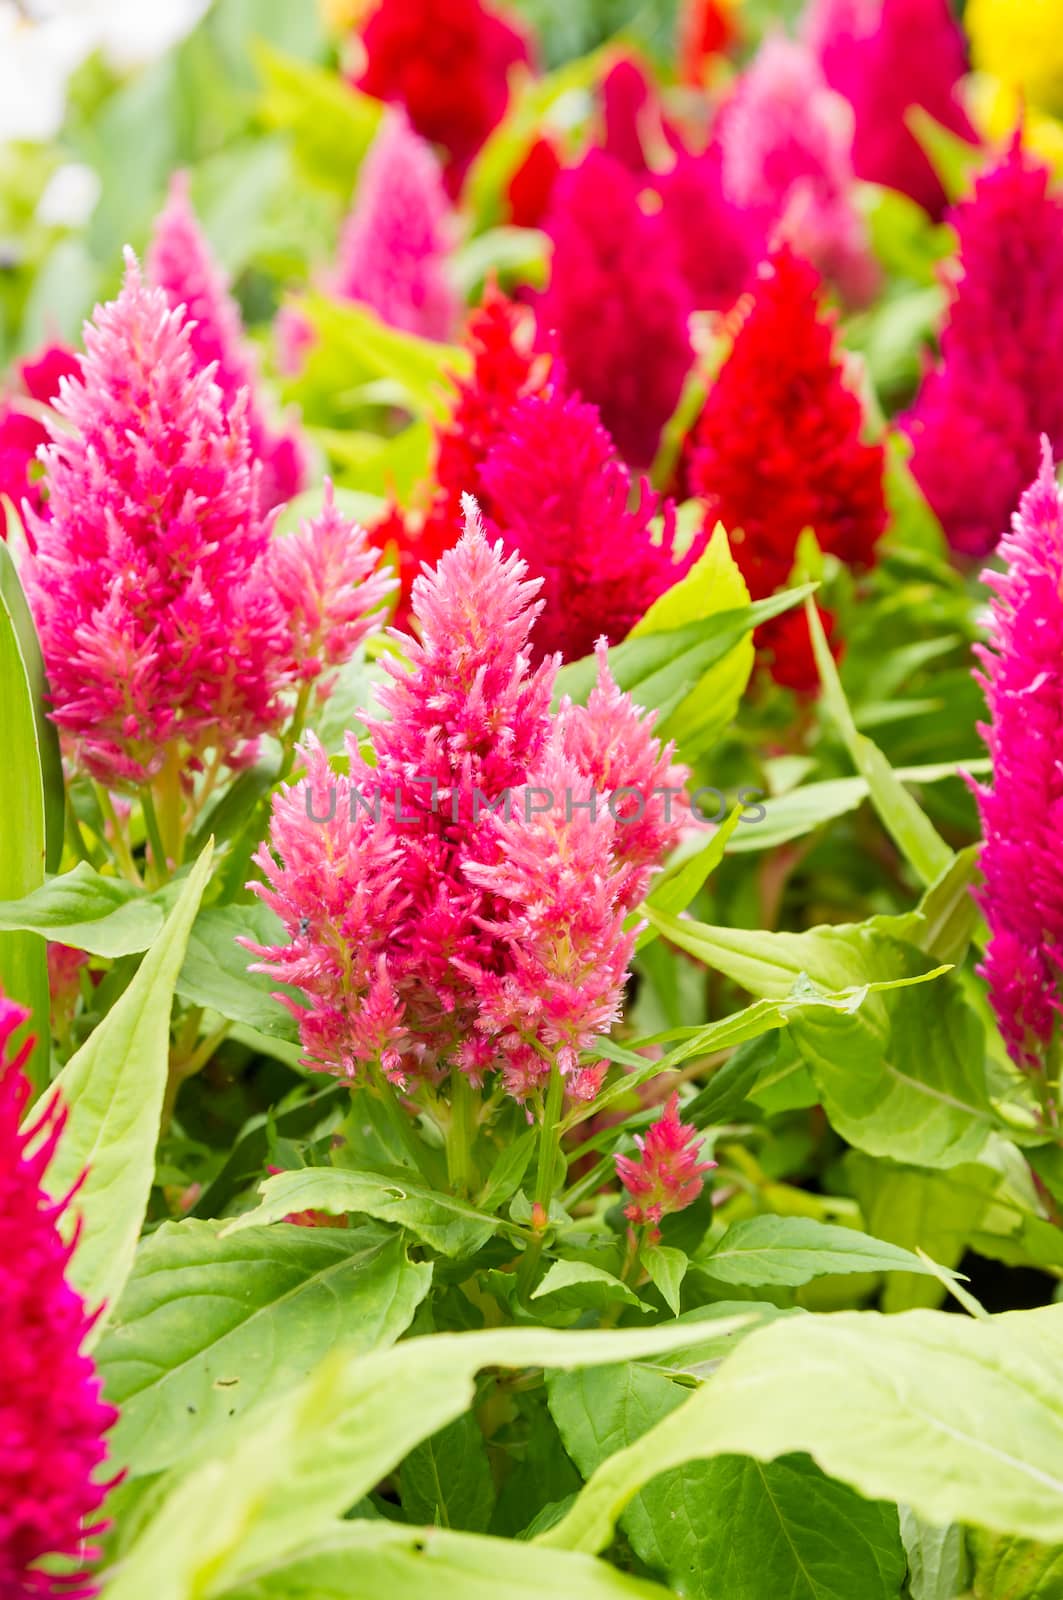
[[718, 34, 877, 306], [804, 0, 977, 220], [332, 109, 458, 341], [270, 479, 397, 693], [26, 253, 293, 786], [971, 443, 1063, 1076], [615, 1091, 715, 1235], [655, 143, 761, 313], [903, 144, 1063, 557], [147, 172, 307, 513], [479, 382, 693, 661], [538, 149, 694, 469], [250, 501, 689, 1101], [599, 52, 677, 176], [0, 993, 117, 1598]]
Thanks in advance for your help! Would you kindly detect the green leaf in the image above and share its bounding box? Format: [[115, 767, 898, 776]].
[[696, 1216, 955, 1288], [223, 1166, 503, 1258], [531, 1260, 650, 1322], [899, 1508, 969, 1600], [538, 1305, 1063, 1555], [637, 804, 742, 946], [175, 903, 300, 1039], [641, 1245, 688, 1316], [967, 1529, 1063, 1599], [548, 1363, 905, 1600], [310, 421, 433, 501], [0, 862, 164, 958], [848, 1155, 991, 1313], [253, 40, 382, 191], [96, 1219, 432, 1478], [806, 598, 953, 886], [0, 574, 49, 1090], [0, 537, 63, 872], [30, 844, 212, 1333], [100, 1319, 750, 1600], [400, 1414, 496, 1532], [451, 225, 549, 297], [213, 1521, 675, 1600], [907, 106, 983, 206], [292, 292, 468, 421]]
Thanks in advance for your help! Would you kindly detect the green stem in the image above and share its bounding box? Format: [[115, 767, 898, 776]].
[[140, 789, 169, 887], [447, 1069, 478, 1197], [517, 1060, 565, 1299], [155, 746, 186, 868], [94, 784, 142, 886], [279, 681, 314, 782], [370, 1063, 436, 1183]]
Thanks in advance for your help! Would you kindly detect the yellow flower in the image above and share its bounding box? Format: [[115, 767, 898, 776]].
[[967, 0, 1063, 115], [968, 71, 1063, 177]]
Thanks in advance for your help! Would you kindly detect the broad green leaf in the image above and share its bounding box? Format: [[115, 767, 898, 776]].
[[696, 1215, 955, 1288], [30, 845, 212, 1332], [175, 903, 300, 1039], [223, 1166, 503, 1258], [310, 421, 433, 500], [639, 805, 742, 940], [538, 1305, 1063, 1555], [918, 843, 984, 963], [451, 225, 549, 296], [806, 599, 953, 886], [548, 1362, 905, 1600], [215, 1521, 674, 1600], [629, 524, 755, 759], [641, 1245, 688, 1317], [967, 1529, 1063, 1599], [0, 862, 164, 958], [531, 1260, 650, 1321], [848, 1155, 991, 1313], [189, 1084, 349, 1220], [899, 1508, 969, 1600], [96, 1220, 432, 1478], [0, 578, 49, 1089], [253, 40, 382, 191], [400, 1414, 496, 1532], [291, 292, 468, 421], [101, 1319, 750, 1600], [0, 537, 63, 871]]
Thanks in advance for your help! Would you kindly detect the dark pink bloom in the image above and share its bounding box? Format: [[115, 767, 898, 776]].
[[0, 994, 117, 1597], [971, 444, 1063, 1075], [0, 343, 80, 532], [615, 1091, 715, 1235], [655, 143, 760, 313], [332, 108, 458, 341], [903, 144, 1063, 557], [479, 382, 691, 661], [17, 345, 81, 405], [600, 53, 676, 176], [147, 173, 307, 513], [538, 150, 694, 468], [804, 0, 977, 219]]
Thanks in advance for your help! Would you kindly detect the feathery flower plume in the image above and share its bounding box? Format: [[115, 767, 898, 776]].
[[26, 253, 292, 786], [599, 53, 675, 176], [903, 144, 1063, 557], [479, 382, 690, 661], [655, 143, 760, 313], [971, 443, 1063, 1076], [331, 108, 457, 342], [0, 993, 116, 1597], [615, 1091, 715, 1236], [505, 134, 562, 228], [688, 248, 886, 688], [718, 34, 877, 306], [538, 149, 694, 468], [804, 0, 977, 219], [147, 173, 306, 513], [355, 0, 532, 194], [252, 503, 688, 1101], [271, 479, 397, 693]]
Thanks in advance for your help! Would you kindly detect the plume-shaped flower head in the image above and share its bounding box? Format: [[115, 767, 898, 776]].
[[0, 992, 117, 1598], [903, 143, 1063, 557], [27, 252, 292, 785], [332, 108, 457, 342], [538, 149, 694, 468], [147, 172, 306, 513], [615, 1091, 716, 1237], [971, 443, 1063, 1076]]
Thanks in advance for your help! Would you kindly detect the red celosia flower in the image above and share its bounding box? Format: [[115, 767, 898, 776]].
[[538, 149, 695, 468], [903, 144, 1063, 557], [27, 254, 293, 786], [971, 444, 1063, 1075], [0, 343, 80, 532], [0, 993, 117, 1598], [688, 249, 886, 685], [331, 108, 457, 342], [615, 1091, 715, 1236], [356, 0, 532, 195], [147, 173, 307, 514], [480, 382, 691, 660], [804, 0, 977, 219], [678, 0, 739, 85], [505, 134, 562, 228]]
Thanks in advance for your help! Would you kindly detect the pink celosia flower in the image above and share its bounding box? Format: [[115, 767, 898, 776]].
[[479, 382, 693, 661], [538, 149, 695, 469], [270, 479, 397, 693], [0, 993, 117, 1598], [250, 502, 689, 1101], [903, 144, 1063, 557], [615, 1091, 715, 1236], [331, 108, 458, 342], [804, 0, 977, 220], [971, 443, 1063, 1076], [718, 35, 878, 306], [26, 253, 293, 786], [147, 173, 307, 513]]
